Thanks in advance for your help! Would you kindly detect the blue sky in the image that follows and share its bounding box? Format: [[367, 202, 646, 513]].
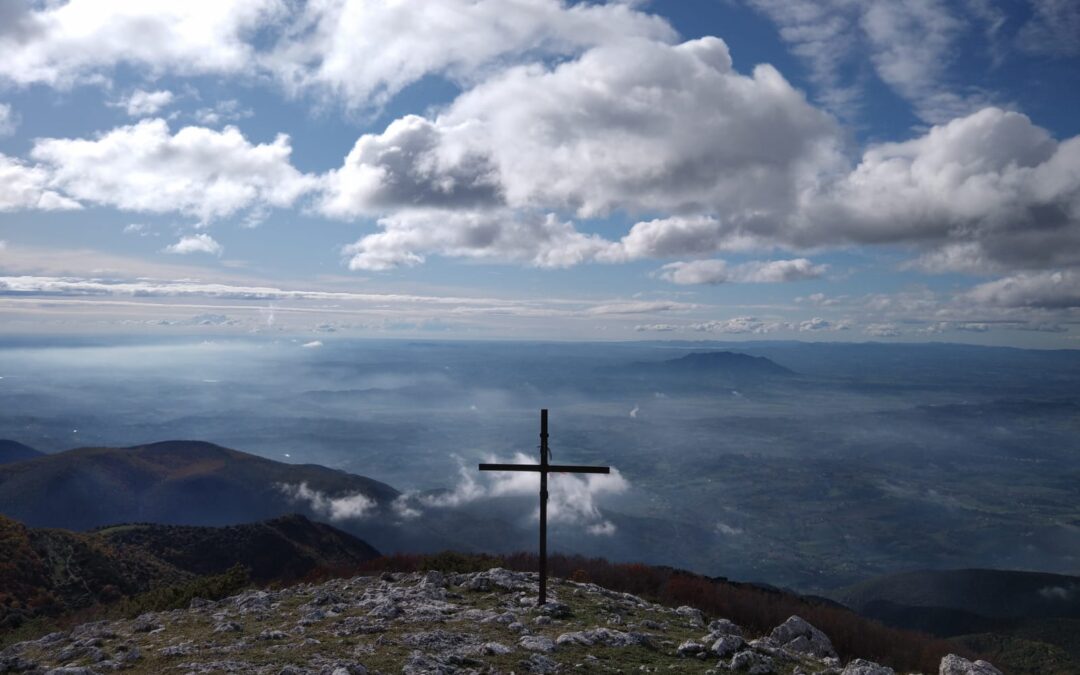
[[0, 0, 1078, 345]]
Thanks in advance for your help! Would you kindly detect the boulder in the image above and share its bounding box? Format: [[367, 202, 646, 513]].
[[676, 605, 706, 628], [677, 639, 706, 657], [519, 635, 556, 653], [842, 658, 895, 675], [710, 633, 745, 658], [707, 618, 743, 637], [769, 615, 837, 658], [939, 654, 1003, 675]]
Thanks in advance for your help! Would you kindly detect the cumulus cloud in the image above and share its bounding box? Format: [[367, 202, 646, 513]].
[[278, 482, 376, 521], [808, 108, 1080, 273], [324, 36, 842, 267], [163, 234, 223, 256], [419, 454, 628, 535], [115, 89, 174, 117], [0, 0, 284, 87], [267, 0, 675, 109], [657, 258, 827, 285], [967, 270, 1080, 309], [32, 119, 316, 222], [0, 154, 82, 212], [341, 209, 612, 271], [600, 216, 762, 263]]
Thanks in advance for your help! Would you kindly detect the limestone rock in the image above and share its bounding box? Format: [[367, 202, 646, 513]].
[[842, 658, 895, 675], [677, 639, 706, 657], [519, 634, 556, 652], [676, 605, 706, 628], [770, 615, 837, 658], [939, 654, 1003, 675], [710, 633, 745, 658]]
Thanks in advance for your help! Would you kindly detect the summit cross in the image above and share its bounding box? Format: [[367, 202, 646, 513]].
[[479, 408, 610, 605]]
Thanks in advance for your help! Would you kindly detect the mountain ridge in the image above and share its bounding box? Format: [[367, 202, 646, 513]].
[[0, 440, 42, 465]]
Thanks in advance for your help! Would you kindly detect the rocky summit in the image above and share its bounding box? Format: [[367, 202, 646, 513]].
[[0, 568, 999, 675]]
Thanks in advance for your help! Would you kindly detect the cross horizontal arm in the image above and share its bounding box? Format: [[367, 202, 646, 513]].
[[479, 463, 541, 472], [549, 465, 610, 474], [479, 463, 610, 474]]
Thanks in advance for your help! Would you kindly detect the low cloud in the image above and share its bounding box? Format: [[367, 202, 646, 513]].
[[418, 454, 628, 535], [658, 258, 827, 285], [636, 315, 841, 335], [115, 89, 174, 117], [278, 482, 376, 521], [164, 234, 223, 256], [967, 270, 1080, 309], [1037, 585, 1077, 601]]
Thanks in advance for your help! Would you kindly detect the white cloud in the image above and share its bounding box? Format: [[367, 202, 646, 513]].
[[320, 115, 502, 218], [438, 37, 842, 218], [163, 234, 223, 256], [193, 99, 253, 126], [301, 340, 323, 348], [807, 108, 1080, 272], [0, 103, 16, 136], [278, 482, 376, 521], [0, 154, 82, 212], [341, 209, 612, 271], [266, 0, 675, 109], [863, 323, 903, 337], [0, 0, 284, 87], [658, 258, 827, 285], [325, 36, 842, 268], [116, 89, 174, 117], [419, 453, 628, 535], [967, 270, 1080, 308], [635, 315, 848, 335], [601, 216, 762, 263], [32, 119, 315, 222]]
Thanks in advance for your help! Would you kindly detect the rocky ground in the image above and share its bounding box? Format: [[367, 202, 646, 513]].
[[0, 568, 1001, 675]]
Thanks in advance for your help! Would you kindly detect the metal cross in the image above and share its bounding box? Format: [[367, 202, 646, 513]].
[[479, 409, 610, 605]]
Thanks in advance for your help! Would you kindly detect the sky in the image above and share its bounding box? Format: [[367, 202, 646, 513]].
[[0, 0, 1079, 346]]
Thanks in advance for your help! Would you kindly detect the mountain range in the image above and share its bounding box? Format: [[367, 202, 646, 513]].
[[1, 436, 1077, 673]]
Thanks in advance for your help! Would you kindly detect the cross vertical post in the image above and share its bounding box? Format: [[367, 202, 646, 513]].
[[479, 409, 610, 606], [539, 408, 548, 605]]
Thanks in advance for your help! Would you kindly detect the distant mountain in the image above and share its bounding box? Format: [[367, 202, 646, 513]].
[[660, 351, 796, 377], [0, 440, 43, 465], [0, 513, 378, 631], [96, 514, 379, 584], [834, 568, 1080, 675], [0, 440, 399, 531], [0, 440, 527, 557], [835, 568, 1080, 622], [610, 350, 796, 389]]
